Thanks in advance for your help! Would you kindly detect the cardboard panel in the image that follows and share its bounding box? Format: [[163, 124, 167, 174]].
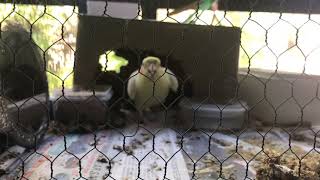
[[74, 16, 240, 103]]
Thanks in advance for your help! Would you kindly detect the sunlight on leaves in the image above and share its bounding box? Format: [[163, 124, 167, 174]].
[[99, 51, 129, 73]]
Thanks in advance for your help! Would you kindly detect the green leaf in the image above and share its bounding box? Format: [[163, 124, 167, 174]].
[[198, 0, 214, 10], [183, 0, 215, 24]]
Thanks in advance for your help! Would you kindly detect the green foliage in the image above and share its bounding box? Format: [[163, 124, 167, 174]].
[[182, 9, 265, 69], [99, 51, 129, 73], [183, 0, 213, 24], [0, 4, 78, 94]]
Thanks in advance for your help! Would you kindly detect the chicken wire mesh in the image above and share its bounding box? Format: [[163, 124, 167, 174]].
[[0, 0, 320, 179]]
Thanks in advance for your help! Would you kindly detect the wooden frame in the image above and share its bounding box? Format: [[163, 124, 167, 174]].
[[2, 0, 320, 14]]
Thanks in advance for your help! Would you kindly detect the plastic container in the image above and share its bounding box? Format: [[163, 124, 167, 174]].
[[177, 98, 248, 130]]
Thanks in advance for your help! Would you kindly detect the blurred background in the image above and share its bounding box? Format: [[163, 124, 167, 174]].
[[2, 1, 320, 93]]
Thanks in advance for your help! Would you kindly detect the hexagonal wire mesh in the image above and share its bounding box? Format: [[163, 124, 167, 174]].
[[0, 0, 320, 179]]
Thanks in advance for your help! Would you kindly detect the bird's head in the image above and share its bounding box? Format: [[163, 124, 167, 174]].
[[141, 56, 161, 79]]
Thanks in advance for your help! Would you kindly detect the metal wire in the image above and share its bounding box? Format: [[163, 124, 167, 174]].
[[0, 0, 320, 180]]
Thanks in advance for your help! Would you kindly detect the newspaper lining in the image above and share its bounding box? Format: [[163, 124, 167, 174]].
[[5, 128, 189, 180]]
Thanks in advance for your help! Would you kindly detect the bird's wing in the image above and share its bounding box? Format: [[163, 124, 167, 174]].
[[127, 70, 138, 100], [166, 69, 179, 92]]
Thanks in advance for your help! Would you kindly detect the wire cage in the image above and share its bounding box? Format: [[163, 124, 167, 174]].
[[1, 0, 320, 179]]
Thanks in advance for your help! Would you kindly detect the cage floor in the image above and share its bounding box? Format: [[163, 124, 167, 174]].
[[0, 125, 319, 180]]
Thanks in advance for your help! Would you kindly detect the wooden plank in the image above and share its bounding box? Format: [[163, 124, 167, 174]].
[[219, 0, 320, 14], [89, 0, 196, 9], [91, 0, 320, 13], [2, 0, 319, 14]]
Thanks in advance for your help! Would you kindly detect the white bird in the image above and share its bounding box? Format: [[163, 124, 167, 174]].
[[127, 56, 179, 111]]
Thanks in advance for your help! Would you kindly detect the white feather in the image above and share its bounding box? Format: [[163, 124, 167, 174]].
[[127, 70, 138, 100], [166, 69, 179, 92], [127, 58, 179, 110]]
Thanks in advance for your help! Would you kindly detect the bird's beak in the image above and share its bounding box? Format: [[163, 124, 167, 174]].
[[148, 64, 157, 77]]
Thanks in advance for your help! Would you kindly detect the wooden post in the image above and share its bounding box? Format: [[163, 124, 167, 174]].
[[141, 0, 158, 19]]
